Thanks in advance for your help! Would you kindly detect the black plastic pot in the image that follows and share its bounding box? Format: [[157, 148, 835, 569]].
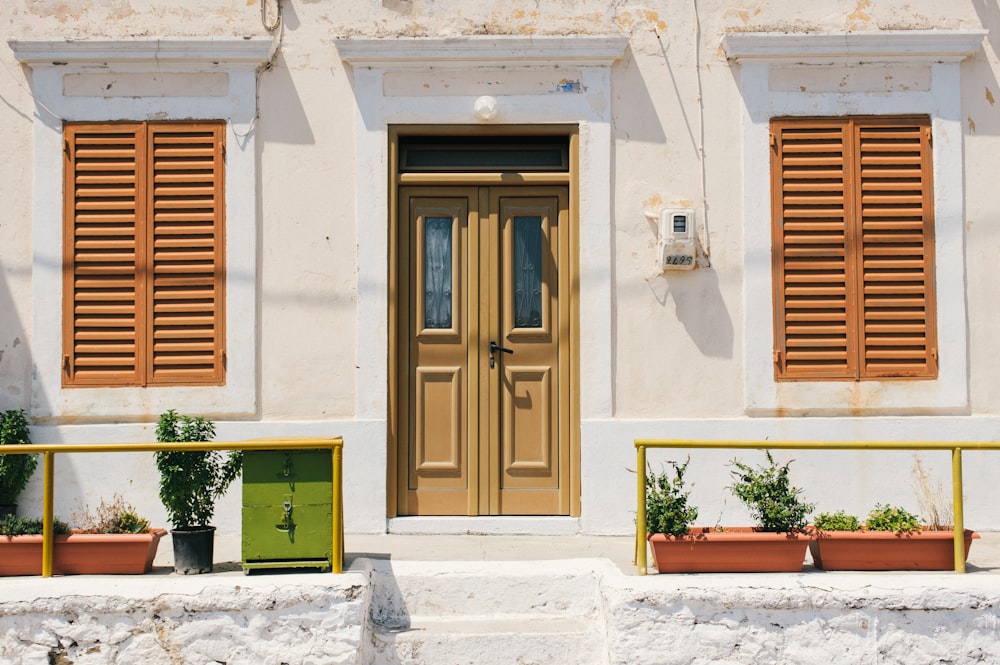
[[170, 526, 216, 574]]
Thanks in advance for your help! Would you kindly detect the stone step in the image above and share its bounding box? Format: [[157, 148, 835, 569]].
[[370, 615, 607, 665], [367, 558, 612, 623]]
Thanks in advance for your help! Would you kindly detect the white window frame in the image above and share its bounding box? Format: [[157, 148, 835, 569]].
[[723, 30, 986, 416], [9, 38, 273, 418]]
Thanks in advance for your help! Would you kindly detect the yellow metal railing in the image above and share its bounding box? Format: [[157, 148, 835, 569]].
[[0, 437, 344, 577], [634, 439, 999, 575]]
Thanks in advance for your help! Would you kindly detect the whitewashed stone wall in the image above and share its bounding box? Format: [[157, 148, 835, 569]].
[[3, 560, 1000, 665], [0, 572, 370, 665], [604, 574, 1000, 665]]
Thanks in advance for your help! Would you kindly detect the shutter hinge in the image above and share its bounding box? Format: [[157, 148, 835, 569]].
[[62, 354, 73, 377], [220, 348, 227, 369], [931, 347, 938, 361], [773, 349, 782, 366], [221, 142, 227, 160], [64, 138, 71, 158], [769, 131, 777, 149], [924, 126, 932, 145]]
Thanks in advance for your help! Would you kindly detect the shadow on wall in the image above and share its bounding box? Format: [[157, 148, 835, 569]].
[[650, 268, 734, 360], [970, 0, 1000, 138], [256, 2, 316, 147], [0, 265, 30, 412]]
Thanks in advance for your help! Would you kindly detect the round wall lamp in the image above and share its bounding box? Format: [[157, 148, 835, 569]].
[[474, 95, 498, 121]]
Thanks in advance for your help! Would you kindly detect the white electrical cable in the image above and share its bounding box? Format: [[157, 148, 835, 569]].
[[261, 0, 282, 32]]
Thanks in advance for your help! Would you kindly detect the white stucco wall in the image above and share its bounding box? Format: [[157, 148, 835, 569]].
[[1, 1, 1000, 537]]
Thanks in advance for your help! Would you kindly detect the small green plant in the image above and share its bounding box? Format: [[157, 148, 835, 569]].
[[0, 409, 37, 506], [865, 503, 921, 534], [645, 458, 699, 536], [0, 514, 70, 536], [813, 510, 861, 532], [729, 451, 814, 532], [154, 410, 242, 529], [72, 494, 151, 535]]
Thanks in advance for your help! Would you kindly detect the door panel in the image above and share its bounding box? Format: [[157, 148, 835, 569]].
[[399, 192, 475, 515], [491, 193, 565, 514], [414, 367, 463, 473], [398, 186, 568, 516]]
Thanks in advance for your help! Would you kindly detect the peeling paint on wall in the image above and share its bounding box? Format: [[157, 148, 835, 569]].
[[615, 8, 667, 34], [848, 0, 873, 29], [986, 87, 995, 106], [724, 7, 762, 25], [555, 79, 583, 93]]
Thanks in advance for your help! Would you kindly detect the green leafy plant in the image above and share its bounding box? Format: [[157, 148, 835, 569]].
[[865, 503, 921, 534], [0, 409, 38, 506], [154, 410, 242, 530], [0, 514, 70, 536], [72, 494, 151, 534], [645, 457, 699, 536], [813, 510, 861, 532], [729, 451, 814, 532]]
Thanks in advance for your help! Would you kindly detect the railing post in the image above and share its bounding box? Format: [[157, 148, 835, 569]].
[[332, 441, 343, 574], [636, 443, 647, 576], [42, 451, 54, 578], [952, 447, 965, 573]]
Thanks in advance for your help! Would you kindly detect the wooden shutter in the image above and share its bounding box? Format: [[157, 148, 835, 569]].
[[772, 116, 937, 381], [147, 123, 225, 385], [63, 124, 146, 386], [855, 118, 937, 378], [63, 121, 225, 388], [771, 119, 857, 379]]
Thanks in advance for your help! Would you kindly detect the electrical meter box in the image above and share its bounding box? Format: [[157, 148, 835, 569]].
[[659, 208, 697, 271], [242, 449, 332, 572]]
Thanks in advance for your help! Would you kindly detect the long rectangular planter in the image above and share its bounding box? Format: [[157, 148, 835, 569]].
[[648, 527, 812, 573], [0, 529, 167, 576], [809, 529, 979, 571]]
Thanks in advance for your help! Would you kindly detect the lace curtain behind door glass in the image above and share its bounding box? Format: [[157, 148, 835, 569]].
[[424, 217, 453, 329], [514, 216, 543, 328]]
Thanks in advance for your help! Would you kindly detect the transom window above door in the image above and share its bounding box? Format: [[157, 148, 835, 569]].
[[399, 135, 570, 173]]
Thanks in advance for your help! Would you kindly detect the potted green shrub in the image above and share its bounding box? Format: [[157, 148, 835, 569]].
[[810, 503, 979, 570], [0, 496, 166, 576], [646, 451, 815, 573], [0, 409, 37, 518], [155, 409, 242, 574]]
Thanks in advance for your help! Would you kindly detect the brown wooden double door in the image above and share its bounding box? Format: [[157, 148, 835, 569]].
[[397, 186, 571, 515]]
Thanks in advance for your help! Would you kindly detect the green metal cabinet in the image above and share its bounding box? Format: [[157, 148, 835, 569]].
[[242, 449, 333, 572]]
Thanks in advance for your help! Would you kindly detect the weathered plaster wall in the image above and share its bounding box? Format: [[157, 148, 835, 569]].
[[1, 1, 999, 536]]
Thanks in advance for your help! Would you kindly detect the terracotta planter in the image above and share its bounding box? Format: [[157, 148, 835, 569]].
[[0, 529, 167, 576], [647, 527, 812, 573], [809, 529, 980, 571]]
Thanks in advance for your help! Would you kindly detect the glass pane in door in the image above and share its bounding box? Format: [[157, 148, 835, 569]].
[[513, 215, 542, 329], [423, 216, 453, 329]]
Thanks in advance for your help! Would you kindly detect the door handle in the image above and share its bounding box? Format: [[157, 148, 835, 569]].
[[490, 341, 514, 355], [489, 340, 514, 369]]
